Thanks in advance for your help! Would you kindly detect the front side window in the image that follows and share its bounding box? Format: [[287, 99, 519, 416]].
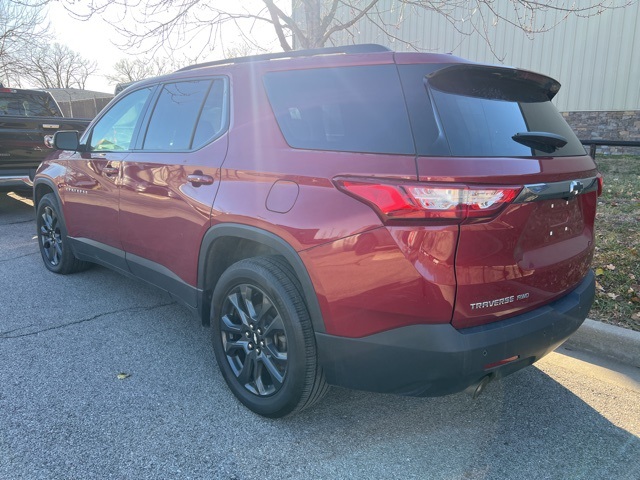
[[142, 78, 228, 151], [89, 87, 153, 151], [263, 65, 415, 155]]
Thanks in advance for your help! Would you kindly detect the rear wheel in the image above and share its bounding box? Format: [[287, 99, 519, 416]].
[[36, 193, 90, 274], [211, 256, 328, 417]]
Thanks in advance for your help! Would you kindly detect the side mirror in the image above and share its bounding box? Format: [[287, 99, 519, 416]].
[[53, 130, 80, 151]]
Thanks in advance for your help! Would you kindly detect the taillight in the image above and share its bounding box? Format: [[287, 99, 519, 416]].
[[335, 178, 521, 223], [596, 173, 604, 197]]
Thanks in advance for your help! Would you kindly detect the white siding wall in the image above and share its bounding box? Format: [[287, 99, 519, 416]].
[[324, 0, 640, 111]]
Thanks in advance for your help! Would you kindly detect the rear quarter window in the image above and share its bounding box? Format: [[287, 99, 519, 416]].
[[263, 65, 415, 155]]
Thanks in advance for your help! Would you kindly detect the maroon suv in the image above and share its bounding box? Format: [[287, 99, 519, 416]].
[[34, 45, 599, 417]]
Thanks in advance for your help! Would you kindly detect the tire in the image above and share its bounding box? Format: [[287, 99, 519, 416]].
[[36, 193, 91, 274], [211, 256, 328, 417]]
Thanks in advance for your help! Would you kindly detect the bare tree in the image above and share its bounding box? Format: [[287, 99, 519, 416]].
[[23, 43, 98, 89], [105, 55, 200, 85], [106, 57, 171, 84], [0, 0, 49, 86], [58, 0, 631, 57], [225, 43, 260, 59], [105, 45, 257, 87]]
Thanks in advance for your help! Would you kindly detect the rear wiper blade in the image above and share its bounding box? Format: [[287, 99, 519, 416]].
[[512, 131, 568, 154]]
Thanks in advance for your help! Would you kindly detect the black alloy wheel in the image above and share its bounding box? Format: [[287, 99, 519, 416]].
[[220, 284, 288, 396], [39, 203, 63, 267], [36, 193, 90, 274], [211, 256, 328, 417]]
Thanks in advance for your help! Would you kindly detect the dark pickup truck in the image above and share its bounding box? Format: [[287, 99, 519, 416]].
[[0, 87, 91, 192]]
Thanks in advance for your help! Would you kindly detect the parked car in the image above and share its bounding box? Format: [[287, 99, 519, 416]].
[[0, 86, 91, 193], [34, 44, 600, 417]]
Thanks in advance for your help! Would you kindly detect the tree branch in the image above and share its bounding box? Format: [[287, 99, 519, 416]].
[[262, 0, 293, 51], [322, 0, 380, 44]]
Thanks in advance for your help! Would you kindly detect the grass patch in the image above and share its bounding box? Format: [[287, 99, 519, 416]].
[[590, 155, 640, 331]]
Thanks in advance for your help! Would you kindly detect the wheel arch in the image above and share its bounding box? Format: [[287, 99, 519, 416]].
[[198, 224, 325, 334], [33, 178, 59, 209]]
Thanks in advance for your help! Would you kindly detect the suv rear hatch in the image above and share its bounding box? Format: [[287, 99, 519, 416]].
[[397, 61, 599, 329]]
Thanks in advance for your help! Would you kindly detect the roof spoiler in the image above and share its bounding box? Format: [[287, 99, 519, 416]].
[[427, 64, 561, 101]]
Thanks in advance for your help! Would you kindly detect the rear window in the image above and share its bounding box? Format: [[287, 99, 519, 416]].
[[0, 91, 60, 117], [399, 64, 586, 157], [263, 65, 414, 155]]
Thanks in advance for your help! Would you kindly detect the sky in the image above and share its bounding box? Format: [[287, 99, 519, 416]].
[[48, 3, 130, 93], [47, 2, 281, 94]]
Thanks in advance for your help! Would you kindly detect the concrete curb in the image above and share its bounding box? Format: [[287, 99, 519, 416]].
[[564, 319, 640, 368]]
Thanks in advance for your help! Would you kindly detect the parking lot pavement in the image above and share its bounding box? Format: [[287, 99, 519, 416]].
[[1, 191, 639, 479]]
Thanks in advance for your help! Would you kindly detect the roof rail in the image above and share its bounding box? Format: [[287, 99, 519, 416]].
[[177, 44, 392, 72]]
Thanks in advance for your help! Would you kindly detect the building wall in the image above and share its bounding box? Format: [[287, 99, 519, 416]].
[[564, 111, 640, 155], [56, 97, 112, 119], [326, 0, 640, 113], [47, 89, 113, 119]]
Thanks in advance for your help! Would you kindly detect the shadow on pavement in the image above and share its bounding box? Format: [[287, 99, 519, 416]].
[[0, 192, 34, 225]]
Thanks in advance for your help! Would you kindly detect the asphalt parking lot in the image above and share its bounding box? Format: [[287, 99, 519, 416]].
[[1, 191, 639, 479]]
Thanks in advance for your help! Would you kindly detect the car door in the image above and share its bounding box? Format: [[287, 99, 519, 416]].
[[62, 87, 154, 271], [119, 77, 229, 306]]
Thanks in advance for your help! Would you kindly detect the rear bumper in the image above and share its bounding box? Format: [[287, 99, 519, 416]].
[[316, 270, 595, 396]]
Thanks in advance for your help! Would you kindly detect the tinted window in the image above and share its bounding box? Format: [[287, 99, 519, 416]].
[[192, 79, 228, 149], [264, 65, 414, 155], [432, 90, 532, 157], [397, 64, 450, 156], [90, 87, 153, 151], [143, 80, 225, 151], [426, 65, 585, 157], [0, 92, 60, 117]]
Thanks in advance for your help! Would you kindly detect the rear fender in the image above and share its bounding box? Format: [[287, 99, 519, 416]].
[[198, 224, 326, 334]]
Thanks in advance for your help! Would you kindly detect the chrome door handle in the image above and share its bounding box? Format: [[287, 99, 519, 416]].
[[187, 174, 214, 186]]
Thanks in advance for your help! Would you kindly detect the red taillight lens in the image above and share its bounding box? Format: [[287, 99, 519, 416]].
[[596, 174, 604, 197], [335, 178, 521, 223], [334, 182, 428, 219]]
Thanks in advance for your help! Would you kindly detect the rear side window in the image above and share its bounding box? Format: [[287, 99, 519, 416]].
[[143, 78, 228, 151], [264, 65, 414, 155], [426, 65, 586, 157], [0, 92, 60, 117], [192, 79, 228, 149]]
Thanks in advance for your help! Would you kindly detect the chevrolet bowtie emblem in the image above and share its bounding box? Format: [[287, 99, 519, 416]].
[[569, 180, 584, 196]]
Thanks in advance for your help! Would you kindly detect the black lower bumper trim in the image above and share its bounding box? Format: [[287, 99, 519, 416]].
[[316, 271, 595, 396]]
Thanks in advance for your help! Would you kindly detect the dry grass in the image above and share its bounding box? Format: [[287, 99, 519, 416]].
[[590, 155, 640, 331]]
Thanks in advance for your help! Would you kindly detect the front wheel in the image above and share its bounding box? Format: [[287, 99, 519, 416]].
[[36, 193, 90, 274], [211, 256, 328, 417]]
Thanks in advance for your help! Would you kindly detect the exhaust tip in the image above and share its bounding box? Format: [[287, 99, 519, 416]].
[[467, 375, 492, 399]]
